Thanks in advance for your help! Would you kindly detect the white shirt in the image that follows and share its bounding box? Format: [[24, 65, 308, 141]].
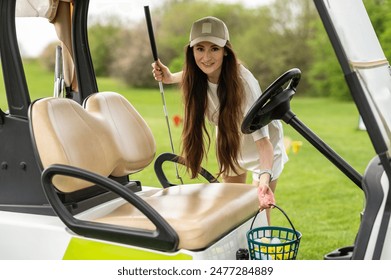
[[205, 64, 288, 178]]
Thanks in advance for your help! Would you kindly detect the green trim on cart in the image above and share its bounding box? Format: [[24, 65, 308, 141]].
[[63, 237, 192, 260]]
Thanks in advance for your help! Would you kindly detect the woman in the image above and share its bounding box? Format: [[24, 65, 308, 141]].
[[152, 16, 288, 224]]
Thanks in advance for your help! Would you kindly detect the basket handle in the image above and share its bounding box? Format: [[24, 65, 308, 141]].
[[250, 204, 300, 240]]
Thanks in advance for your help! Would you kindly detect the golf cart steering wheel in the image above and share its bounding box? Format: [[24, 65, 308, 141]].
[[241, 68, 301, 134]]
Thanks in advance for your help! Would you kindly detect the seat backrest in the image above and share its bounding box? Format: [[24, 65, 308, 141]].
[[30, 92, 156, 192]]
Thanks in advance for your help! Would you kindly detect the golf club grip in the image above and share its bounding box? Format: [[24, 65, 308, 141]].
[[144, 6, 159, 61]]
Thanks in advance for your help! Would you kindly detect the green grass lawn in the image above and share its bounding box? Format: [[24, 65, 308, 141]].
[[1, 60, 375, 259]]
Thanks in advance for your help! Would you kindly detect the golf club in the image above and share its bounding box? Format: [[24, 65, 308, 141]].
[[144, 6, 183, 184]]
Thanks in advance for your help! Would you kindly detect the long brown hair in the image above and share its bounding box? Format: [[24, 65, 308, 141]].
[[181, 42, 244, 179]]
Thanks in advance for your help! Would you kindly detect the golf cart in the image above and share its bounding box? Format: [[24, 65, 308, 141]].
[[0, 0, 390, 260]]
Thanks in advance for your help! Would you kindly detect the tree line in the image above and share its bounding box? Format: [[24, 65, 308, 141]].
[[40, 0, 391, 100]]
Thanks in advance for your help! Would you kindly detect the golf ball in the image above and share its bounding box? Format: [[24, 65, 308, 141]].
[[271, 237, 281, 244]]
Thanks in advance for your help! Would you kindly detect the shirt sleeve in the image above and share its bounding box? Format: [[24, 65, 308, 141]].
[[251, 126, 269, 141], [240, 65, 270, 141]]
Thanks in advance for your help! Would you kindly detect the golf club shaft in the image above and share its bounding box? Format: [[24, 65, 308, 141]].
[[159, 81, 176, 155], [144, 6, 183, 184]]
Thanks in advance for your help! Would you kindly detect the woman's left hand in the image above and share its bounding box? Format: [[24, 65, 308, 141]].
[[257, 184, 275, 211]]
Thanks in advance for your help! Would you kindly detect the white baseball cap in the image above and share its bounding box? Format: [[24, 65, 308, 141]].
[[189, 16, 230, 47]]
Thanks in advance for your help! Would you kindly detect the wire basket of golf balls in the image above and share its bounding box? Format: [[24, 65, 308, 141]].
[[247, 204, 302, 260]]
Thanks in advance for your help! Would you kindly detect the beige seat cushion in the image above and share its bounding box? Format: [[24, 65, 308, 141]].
[[95, 183, 258, 250]]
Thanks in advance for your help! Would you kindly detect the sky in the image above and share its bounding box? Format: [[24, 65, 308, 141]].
[[15, 0, 272, 57]]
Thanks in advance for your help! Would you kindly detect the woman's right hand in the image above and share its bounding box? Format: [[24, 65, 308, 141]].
[[257, 184, 275, 211], [151, 59, 174, 84]]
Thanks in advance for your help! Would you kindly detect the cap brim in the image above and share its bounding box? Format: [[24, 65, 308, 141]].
[[190, 36, 227, 47]]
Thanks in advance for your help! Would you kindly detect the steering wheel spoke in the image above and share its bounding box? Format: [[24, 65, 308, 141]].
[[241, 68, 301, 134]]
